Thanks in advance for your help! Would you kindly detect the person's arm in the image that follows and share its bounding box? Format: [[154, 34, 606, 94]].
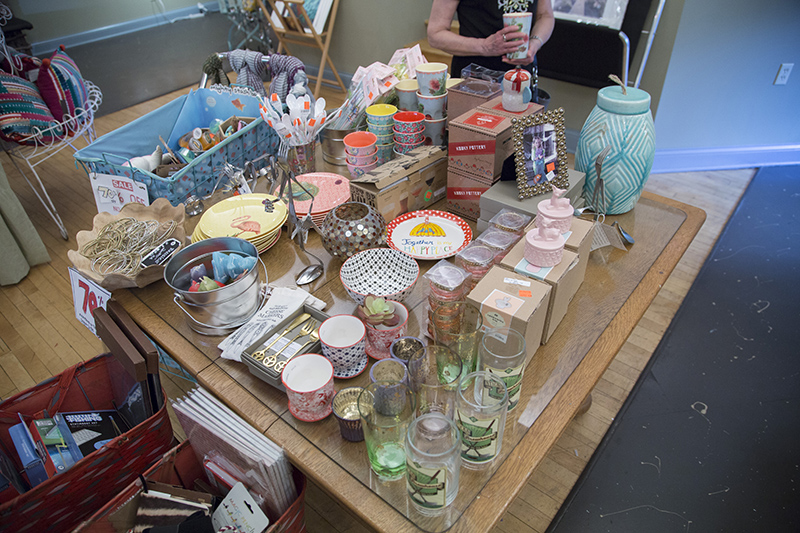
[[428, 0, 529, 59], [503, 0, 555, 66]]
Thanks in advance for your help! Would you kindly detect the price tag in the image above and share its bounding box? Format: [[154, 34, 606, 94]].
[[141, 238, 182, 268], [68, 267, 111, 336]]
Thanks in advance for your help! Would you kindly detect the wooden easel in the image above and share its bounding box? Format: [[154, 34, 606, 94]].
[[259, 0, 347, 99]]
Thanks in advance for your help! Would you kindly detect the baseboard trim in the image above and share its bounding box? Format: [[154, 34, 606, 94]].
[[564, 128, 800, 173], [31, 2, 220, 56], [652, 144, 800, 173]]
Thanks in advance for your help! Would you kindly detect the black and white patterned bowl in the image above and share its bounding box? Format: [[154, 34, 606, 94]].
[[340, 248, 420, 304]]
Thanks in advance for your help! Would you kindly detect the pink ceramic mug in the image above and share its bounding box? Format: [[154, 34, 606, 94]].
[[365, 301, 409, 360], [281, 353, 335, 421]]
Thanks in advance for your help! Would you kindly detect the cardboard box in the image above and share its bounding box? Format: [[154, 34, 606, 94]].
[[349, 146, 447, 223], [477, 95, 544, 120], [448, 110, 514, 181], [525, 216, 595, 285], [500, 242, 583, 343], [479, 174, 586, 223], [446, 166, 492, 221], [447, 78, 502, 128], [466, 266, 550, 366]]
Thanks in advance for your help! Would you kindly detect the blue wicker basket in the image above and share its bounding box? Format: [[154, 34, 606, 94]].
[[74, 87, 280, 206]]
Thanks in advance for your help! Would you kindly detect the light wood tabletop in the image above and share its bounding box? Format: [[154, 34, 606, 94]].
[[115, 190, 705, 532]]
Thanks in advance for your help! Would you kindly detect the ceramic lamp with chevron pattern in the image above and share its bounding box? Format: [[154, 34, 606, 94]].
[[575, 85, 655, 215]]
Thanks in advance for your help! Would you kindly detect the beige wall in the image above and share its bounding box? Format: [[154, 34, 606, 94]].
[[288, 0, 432, 76], [5, 0, 199, 44]]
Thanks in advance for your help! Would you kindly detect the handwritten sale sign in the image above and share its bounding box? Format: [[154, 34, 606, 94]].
[[68, 267, 111, 336], [90, 172, 149, 215]]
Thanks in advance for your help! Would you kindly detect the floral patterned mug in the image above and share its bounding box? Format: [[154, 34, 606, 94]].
[[416, 62, 449, 96], [282, 354, 335, 421]]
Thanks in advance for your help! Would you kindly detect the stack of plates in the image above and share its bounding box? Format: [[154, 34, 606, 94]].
[[285, 172, 351, 228], [191, 194, 288, 254]]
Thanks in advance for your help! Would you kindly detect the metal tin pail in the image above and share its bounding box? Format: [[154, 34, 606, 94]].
[[164, 237, 266, 335]]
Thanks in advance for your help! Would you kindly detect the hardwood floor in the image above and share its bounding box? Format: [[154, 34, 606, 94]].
[[0, 83, 755, 531]]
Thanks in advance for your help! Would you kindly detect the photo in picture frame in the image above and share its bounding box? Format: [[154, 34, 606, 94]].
[[513, 108, 569, 199]]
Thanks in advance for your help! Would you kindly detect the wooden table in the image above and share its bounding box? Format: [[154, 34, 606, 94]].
[[115, 191, 704, 532]]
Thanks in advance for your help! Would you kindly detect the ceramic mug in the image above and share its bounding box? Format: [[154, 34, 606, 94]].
[[393, 127, 424, 145], [346, 148, 378, 166], [502, 12, 533, 60], [416, 90, 448, 120], [367, 120, 394, 136], [343, 131, 377, 156], [376, 143, 395, 165], [395, 79, 419, 111], [365, 301, 409, 359], [366, 103, 398, 125], [394, 139, 423, 155], [416, 62, 448, 96], [393, 111, 425, 134], [423, 117, 447, 146], [347, 160, 378, 179], [319, 315, 368, 378], [281, 353, 335, 422]]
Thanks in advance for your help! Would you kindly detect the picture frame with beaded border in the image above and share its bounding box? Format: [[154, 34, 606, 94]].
[[512, 108, 569, 199]]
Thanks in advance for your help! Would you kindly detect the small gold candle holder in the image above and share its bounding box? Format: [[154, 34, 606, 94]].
[[332, 387, 364, 442]]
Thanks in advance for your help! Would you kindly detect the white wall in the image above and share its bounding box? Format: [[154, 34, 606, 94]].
[[653, 0, 800, 171]]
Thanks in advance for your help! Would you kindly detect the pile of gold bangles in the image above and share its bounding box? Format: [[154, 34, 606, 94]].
[[81, 218, 177, 276]]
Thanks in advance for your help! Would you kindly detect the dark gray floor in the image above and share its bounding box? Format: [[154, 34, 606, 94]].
[[62, 12, 233, 116], [548, 165, 800, 532]]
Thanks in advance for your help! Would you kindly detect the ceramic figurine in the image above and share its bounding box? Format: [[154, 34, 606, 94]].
[[502, 68, 532, 113], [524, 220, 565, 267], [536, 185, 574, 233]]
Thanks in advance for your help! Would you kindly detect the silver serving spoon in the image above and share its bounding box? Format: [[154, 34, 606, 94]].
[[295, 252, 324, 285]]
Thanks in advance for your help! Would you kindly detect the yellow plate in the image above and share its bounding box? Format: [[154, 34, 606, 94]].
[[198, 194, 288, 240]]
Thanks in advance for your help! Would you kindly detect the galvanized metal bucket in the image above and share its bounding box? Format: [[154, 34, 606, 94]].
[[164, 237, 267, 335]]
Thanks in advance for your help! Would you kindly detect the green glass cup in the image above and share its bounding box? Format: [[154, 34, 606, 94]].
[[358, 381, 416, 481], [431, 301, 483, 376]]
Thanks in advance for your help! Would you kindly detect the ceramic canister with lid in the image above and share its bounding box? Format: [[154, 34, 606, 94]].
[[575, 82, 655, 215]]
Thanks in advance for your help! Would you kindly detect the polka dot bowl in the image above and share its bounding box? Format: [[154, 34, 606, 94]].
[[339, 248, 420, 304]]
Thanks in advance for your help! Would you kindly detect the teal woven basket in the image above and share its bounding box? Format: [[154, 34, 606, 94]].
[[74, 88, 280, 206]]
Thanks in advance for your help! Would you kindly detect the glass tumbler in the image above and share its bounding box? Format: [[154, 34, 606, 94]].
[[456, 371, 508, 467], [405, 412, 461, 513], [431, 301, 483, 376], [478, 327, 527, 411], [358, 381, 416, 481], [408, 345, 463, 419]]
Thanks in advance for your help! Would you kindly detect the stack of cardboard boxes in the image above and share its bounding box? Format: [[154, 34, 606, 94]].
[[446, 89, 543, 220]]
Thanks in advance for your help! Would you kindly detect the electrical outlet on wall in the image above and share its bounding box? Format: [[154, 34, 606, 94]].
[[774, 63, 793, 85]]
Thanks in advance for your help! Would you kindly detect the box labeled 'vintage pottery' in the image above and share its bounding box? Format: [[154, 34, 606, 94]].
[[466, 266, 550, 366], [446, 165, 492, 221], [349, 146, 447, 222], [500, 241, 583, 343], [448, 110, 514, 181], [477, 95, 543, 120]]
